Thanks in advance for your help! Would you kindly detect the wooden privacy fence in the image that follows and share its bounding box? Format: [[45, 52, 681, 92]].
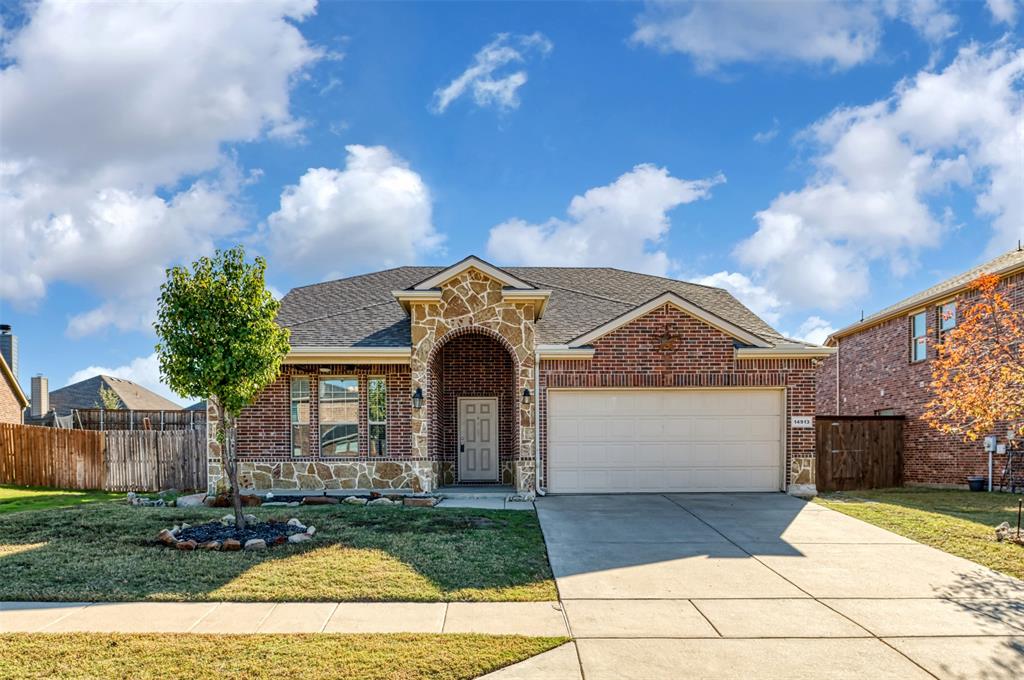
[[815, 415, 905, 492], [0, 423, 206, 492], [73, 408, 206, 431]]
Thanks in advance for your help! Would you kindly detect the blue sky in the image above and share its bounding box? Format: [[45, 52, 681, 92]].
[[1, 0, 1022, 404]]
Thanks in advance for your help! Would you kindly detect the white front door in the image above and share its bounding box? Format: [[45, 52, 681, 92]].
[[547, 389, 784, 493], [458, 397, 499, 482]]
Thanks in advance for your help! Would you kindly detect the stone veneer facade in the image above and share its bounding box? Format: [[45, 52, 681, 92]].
[[817, 270, 1023, 486], [210, 266, 821, 495]]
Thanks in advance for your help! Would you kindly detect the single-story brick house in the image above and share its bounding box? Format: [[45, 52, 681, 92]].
[[208, 256, 832, 496], [817, 248, 1024, 486], [0, 353, 28, 425]]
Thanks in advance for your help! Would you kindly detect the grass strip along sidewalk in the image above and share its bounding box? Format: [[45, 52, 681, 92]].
[[0, 633, 567, 680]]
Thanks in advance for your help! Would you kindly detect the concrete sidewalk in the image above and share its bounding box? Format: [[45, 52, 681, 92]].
[[0, 600, 568, 636]]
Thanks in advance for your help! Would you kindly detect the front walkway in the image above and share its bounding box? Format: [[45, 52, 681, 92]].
[[0, 601, 567, 636], [523, 493, 1024, 680]]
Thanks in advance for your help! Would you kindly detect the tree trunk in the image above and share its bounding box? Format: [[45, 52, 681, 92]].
[[221, 411, 246, 530]]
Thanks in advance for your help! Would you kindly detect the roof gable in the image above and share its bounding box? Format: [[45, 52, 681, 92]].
[[0, 354, 27, 408], [567, 292, 771, 348], [410, 256, 535, 291]]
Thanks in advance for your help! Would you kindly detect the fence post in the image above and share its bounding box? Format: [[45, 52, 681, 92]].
[[99, 408, 104, 431], [160, 410, 165, 431], [130, 410, 134, 431]]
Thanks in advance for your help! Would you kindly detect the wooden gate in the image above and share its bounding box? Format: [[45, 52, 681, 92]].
[[815, 416, 904, 491]]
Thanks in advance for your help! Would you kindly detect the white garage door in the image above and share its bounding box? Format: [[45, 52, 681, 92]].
[[547, 389, 783, 493]]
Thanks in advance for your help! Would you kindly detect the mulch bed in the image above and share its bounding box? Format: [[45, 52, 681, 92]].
[[177, 521, 305, 545]]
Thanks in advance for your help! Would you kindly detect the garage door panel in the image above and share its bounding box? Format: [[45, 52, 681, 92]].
[[548, 389, 782, 493]]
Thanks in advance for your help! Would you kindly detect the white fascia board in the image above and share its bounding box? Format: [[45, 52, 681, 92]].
[[284, 347, 412, 365], [537, 344, 595, 360], [411, 256, 534, 291], [735, 346, 836, 359], [568, 292, 771, 349], [392, 289, 442, 313]]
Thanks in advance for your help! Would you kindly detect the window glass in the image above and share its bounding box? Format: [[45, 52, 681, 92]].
[[290, 377, 310, 457], [320, 377, 358, 456], [911, 312, 928, 362], [368, 377, 387, 456], [940, 302, 957, 333]]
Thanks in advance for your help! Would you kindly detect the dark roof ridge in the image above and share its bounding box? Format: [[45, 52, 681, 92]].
[[602, 266, 728, 294], [516, 277, 636, 306]]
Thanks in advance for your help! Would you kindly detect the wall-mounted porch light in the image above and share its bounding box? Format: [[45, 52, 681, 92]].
[[411, 387, 424, 409], [521, 388, 532, 406]]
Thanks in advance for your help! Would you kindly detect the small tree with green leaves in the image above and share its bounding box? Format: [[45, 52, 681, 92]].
[[96, 384, 122, 410], [154, 246, 289, 529]]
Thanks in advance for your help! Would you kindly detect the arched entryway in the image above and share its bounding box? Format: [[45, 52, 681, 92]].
[[427, 328, 519, 486]]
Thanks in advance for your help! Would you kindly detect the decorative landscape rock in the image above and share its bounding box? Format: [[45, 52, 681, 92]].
[[126, 492, 166, 508], [995, 522, 1024, 545], [175, 493, 207, 508], [404, 496, 438, 507], [302, 496, 340, 505], [158, 520, 314, 552], [368, 497, 395, 506], [343, 496, 367, 506]]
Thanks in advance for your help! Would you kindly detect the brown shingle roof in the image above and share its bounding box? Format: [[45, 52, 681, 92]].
[[49, 375, 182, 413], [279, 264, 799, 349], [829, 248, 1024, 342]]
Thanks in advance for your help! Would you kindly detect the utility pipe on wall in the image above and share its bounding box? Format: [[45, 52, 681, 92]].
[[534, 349, 545, 496]]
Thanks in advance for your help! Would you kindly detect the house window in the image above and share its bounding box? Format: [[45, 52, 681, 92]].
[[939, 302, 957, 335], [875, 408, 898, 416], [320, 377, 359, 456], [368, 377, 387, 456], [290, 377, 310, 457], [910, 311, 928, 362]]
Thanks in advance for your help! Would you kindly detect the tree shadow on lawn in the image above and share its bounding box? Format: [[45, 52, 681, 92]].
[[0, 503, 557, 603]]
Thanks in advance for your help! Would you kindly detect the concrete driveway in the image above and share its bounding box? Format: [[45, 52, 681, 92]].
[[501, 493, 1024, 680]]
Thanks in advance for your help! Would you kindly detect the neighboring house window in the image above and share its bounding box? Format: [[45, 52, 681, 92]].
[[939, 302, 957, 336], [290, 377, 310, 457], [320, 377, 359, 456], [875, 408, 898, 416], [368, 377, 387, 456], [910, 311, 928, 362]]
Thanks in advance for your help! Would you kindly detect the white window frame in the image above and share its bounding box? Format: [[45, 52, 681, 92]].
[[939, 301, 957, 336], [319, 375, 360, 457], [910, 311, 928, 362], [368, 376, 388, 456], [290, 377, 310, 457]]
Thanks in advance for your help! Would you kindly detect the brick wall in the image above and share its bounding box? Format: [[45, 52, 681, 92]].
[[0, 377, 22, 424], [817, 271, 1022, 485], [236, 363, 412, 461], [434, 332, 516, 473], [539, 303, 819, 490]]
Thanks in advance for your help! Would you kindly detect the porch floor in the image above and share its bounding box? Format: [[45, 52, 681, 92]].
[[437, 485, 515, 498]]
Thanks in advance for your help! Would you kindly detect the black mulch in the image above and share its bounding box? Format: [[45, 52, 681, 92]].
[[175, 521, 306, 545]]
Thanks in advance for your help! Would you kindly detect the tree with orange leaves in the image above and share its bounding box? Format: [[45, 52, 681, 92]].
[[924, 274, 1024, 441]]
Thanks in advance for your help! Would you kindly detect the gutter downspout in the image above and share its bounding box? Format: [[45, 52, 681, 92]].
[[534, 348, 546, 496]]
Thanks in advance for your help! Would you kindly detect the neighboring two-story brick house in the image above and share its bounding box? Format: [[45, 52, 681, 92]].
[[209, 256, 831, 497], [817, 248, 1024, 486]]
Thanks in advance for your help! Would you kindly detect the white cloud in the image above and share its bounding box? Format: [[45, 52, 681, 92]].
[[0, 0, 322, 334], [486, 164, 724, 276], [431, 32, 552, 113], [986, 0, 1019, 25], [790, 316, 837, 345], [736, 44, 1024, 310], [265, 145, 443, 278], [67, 353, 182, 404], [631, 0, 956, 72], [692, 271, 783, 326], [753, 118, 780, 143]]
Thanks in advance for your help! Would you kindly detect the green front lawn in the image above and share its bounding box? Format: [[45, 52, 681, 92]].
[[0, 502, 557, 602], [0, 485, 124, 514], [815, 488, 1024, 580], [0, 633, 567, 680]]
